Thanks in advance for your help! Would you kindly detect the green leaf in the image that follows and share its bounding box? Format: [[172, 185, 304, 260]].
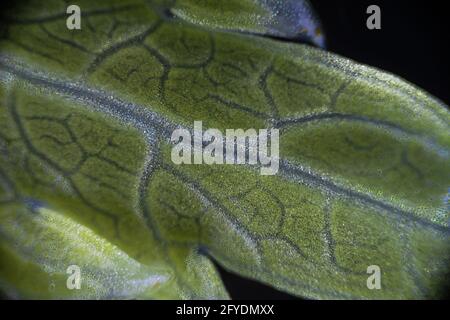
[[0, 0, 449, 299], [170, 0, 326, 47], [0, 203, 174, 298]]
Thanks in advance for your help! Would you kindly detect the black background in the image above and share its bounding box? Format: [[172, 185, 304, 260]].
[[218, 0, 450, 299]]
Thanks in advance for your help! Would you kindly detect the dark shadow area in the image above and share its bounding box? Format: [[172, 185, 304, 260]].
[[313, 0, 450, 106], [214, 262, 300, 300]]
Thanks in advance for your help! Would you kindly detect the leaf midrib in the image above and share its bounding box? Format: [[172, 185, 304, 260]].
[[1, 56, 448, 236]]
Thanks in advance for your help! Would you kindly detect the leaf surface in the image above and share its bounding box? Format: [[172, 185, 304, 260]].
[[0, 0, 449, 299]]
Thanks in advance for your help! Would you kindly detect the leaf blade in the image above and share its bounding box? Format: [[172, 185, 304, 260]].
[[0, 0, 449, 299]]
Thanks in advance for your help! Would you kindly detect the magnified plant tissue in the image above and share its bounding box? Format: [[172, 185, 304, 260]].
[[0, 0, 448, 299]]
